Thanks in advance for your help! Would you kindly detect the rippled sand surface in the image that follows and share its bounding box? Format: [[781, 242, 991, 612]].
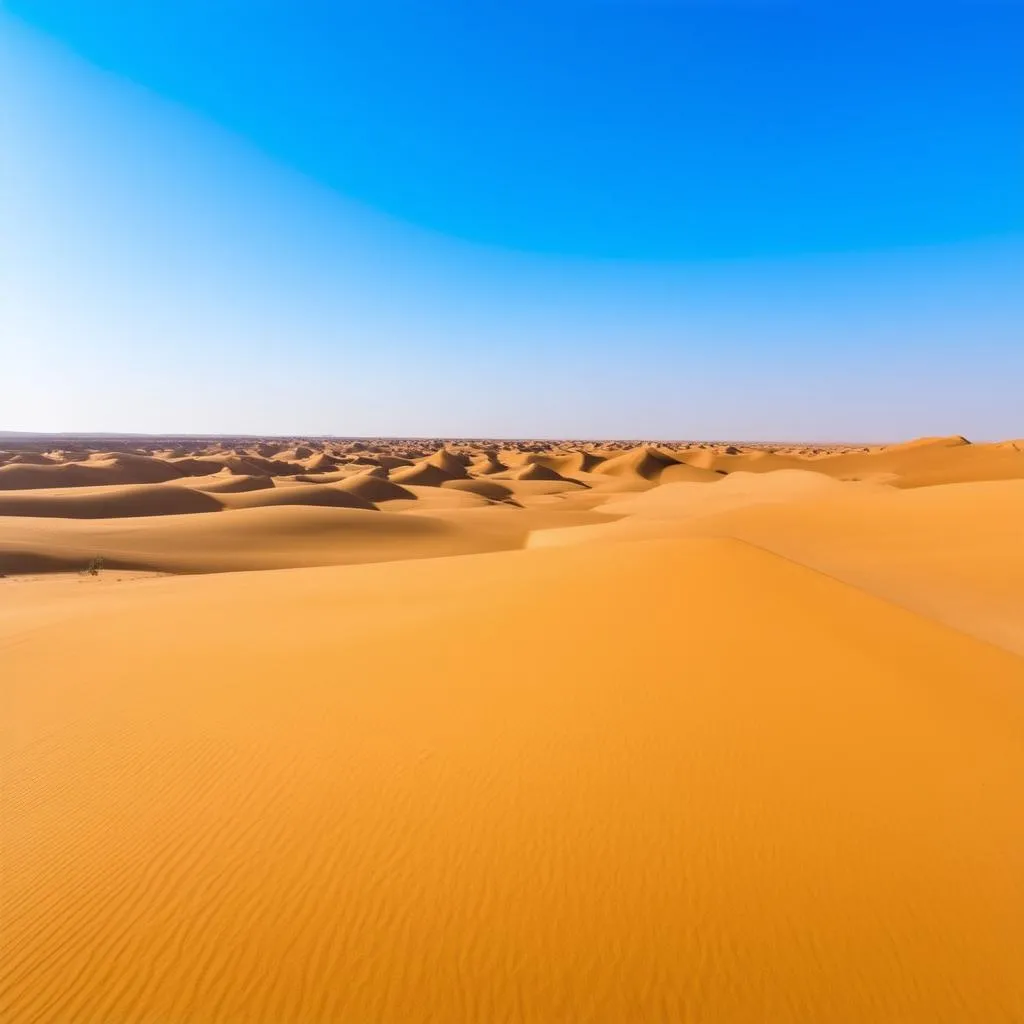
[[3, 434, 1023, 1021]]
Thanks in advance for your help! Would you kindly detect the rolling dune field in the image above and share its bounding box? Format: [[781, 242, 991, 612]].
[[2, 433, 1023, 1022]]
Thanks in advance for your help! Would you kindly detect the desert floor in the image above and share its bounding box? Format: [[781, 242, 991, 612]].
[[2, 433, 1023, 1022]]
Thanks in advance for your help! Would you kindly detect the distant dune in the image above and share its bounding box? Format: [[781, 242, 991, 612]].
[[592, 443, 680, 480], [0, 452, 185, 489], [217, 482, 377, 511], [495, 461, 580, 483], [2, 433, 1023, 1021], [389, 461, 461, 487], [0, 482, 224, 518]]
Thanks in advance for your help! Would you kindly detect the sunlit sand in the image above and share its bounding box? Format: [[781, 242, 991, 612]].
[[3, 434, 1023, 1021]]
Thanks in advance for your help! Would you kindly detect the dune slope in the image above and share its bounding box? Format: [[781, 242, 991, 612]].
[[532, 475, 1024, 656], [3, 538, 1023, 1023], [0, 483, 224, 518], [0, 505, 514, 574]]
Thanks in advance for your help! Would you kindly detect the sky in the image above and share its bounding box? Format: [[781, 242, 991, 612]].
[[2, 0, 1022, 440]]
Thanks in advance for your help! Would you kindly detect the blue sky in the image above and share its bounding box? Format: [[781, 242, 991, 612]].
[[2, 1, 1021, 439]]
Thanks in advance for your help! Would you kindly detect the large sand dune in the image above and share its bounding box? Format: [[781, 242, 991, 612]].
[[531, 473, 1024, 655], [0, 482, 225, 518], [2, 433, 1023, 1021]]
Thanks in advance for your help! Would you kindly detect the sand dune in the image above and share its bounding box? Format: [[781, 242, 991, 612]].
[[3, 537, 1023, 1022], [165, 456, 256, 476], [387, 485, 499, 510], [441, 477, 516, 501], [333, 472, 417, 503], [675, 479, 1024, 656], [599, 467, 858, 518], [527, 470, 856, 548], [399, 501, 620, 546], [820, 436, 1024, 488], [178, 472, 276, 493], [389, 462, 460, 487], [296, 452, 339, 473], [174, 453, 304, 477], [0, 482, 224, 518], [537, 449, 606, 475], [369, 454, 417, 470], [591, 443, 680, 480], [495, 461, 581, 484], [218, 482, 377, 511], [2, 434, 1017, 498], [532, 473, 1024, 656], [469, 450, 508, 475], [677, 446, 812, 475], [0, 504, 514, 574], [877, 433, 970, 451], [669, 435, 1024, 486], [658, 461, 725, 483], [498, 449, 605, 475], [3, 433, 1024, 1022], [0, 452, 57, 465], [422, 446, 471, 475], [292, 466, 375, 483], [0, 453, 185, 489]]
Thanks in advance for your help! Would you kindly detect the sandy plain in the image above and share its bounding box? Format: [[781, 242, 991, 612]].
[[2, 432, 1023, 1022]]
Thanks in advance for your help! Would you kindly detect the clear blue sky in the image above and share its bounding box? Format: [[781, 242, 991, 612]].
[[2, 0, 1021, 439]]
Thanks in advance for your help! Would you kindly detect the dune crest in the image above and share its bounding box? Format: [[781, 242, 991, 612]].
[[592, 444, 680, 480]]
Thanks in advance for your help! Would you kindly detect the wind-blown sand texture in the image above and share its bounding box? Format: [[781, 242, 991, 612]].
[[2, 433, 1024, 1022]]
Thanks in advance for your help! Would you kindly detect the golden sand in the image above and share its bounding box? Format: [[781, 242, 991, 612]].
[[2, 436, 1023, 1021]]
